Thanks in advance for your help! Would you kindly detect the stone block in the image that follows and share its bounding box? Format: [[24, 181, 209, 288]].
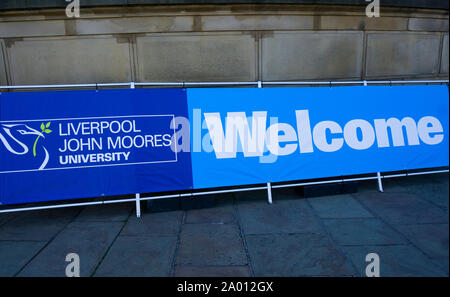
[[365, 32, 441, 77], [201, 15, 313, 31], [74, 16, 193, 35], [135, 33, 257, 82], [262, 31, 363, 80], [409, 18, 449, 32], [0, 41, 7, 86], [441, 34, 449, 74], [7, 36, 132, 85], [0, 20, 65, 38], [320, 16, 408, 31]]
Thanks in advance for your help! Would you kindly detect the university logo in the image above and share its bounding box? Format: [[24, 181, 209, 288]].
[[0, 115, 178, 174], [0, 122, 52, 170]]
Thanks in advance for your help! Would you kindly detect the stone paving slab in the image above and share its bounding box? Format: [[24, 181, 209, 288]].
[[18, 221, 123, 277], [357, 174, 442, 193], [307, 194, 373, 219], [342, 245, 447, 277], [185, 205, 236, 225], [0, 208, 80, 241], [430, 173, 449, 185], [74, 203, 133, 222], [174, 265, 252, 277], [272, 187, 304, 200], [354, 192, 448, 225], [246, 233, 356, 276], [236, 194, 322, 235], [94, 235, 177, 277], [0, 212, 21, 227], [394, 224, 449, 259], [323, 218, 406, 246], [0, 174, 447, 277], [356, 180, 384, 193], [0, 241, 46, 276], [181, 196, 216, 210], [382, 175, 442, 190], [176, 223, 247, 266], [431, 258, 449, 275], [401, 182, 449, 210], [121, 211, 183, 236], [374, 174, 449, 211]]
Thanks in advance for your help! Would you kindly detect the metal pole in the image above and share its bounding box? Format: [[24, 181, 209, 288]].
[[183, 81, 258, 87], [135, 193, 141, 218], [267, 182, 273, 204], [377, 172, 384, 192], [1, 80, 448, 90], [0, 169, 448, 214], [271, 176, 377, 189], [367, 80, 449, 85]]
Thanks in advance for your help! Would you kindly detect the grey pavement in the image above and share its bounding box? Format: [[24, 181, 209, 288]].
[[0, 173, 448, 277]]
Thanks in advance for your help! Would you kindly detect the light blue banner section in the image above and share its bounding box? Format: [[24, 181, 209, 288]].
[[188, 85, 449, 189]]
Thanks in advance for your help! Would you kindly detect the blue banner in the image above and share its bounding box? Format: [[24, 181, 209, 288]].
[[1, 85, 448, 206], [0, 89, 193, 205], [188, 85, 449, 189]]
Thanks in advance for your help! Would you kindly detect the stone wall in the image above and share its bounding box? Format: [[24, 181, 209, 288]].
[[1, 1, 448, 10], [0, 4, 448, 86]]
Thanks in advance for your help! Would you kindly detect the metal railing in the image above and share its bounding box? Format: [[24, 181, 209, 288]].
[[0, 79, 448, 90], [0, 79, 448, 216]]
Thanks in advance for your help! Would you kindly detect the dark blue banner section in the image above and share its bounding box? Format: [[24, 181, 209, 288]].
[[0, 89, 192, 205]]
